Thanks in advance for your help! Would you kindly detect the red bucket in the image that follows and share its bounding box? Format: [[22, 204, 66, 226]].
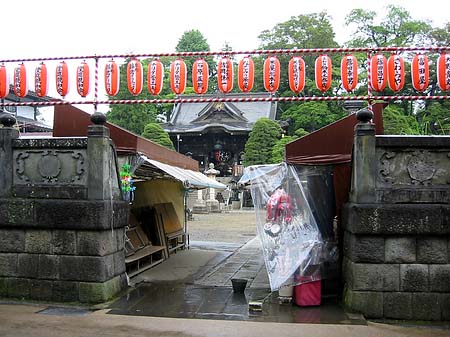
[[294, 276, 321, 306]]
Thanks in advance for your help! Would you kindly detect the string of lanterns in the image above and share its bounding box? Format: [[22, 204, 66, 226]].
[[0, 52, 449, 101]]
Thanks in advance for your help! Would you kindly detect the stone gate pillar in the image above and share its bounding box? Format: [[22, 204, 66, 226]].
[[343, 108, 450, 321], [0, 112, 129, 304]]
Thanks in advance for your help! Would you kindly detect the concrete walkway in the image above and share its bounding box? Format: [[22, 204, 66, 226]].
[[0, 303, 449, 337]]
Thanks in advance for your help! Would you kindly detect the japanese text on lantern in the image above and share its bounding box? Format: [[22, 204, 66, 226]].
[[321, 56, 328, 89]]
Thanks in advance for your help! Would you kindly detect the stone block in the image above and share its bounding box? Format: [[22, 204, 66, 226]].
[[351, 263, 399, 291], [25, 230, 52, 254], [412, 293, 441, 321], [384, 292, 412, 320], [400, 264, 429, 292], [17, 253, 39, 278], [39, 255, 59, 280], [345, 204, 447, 235], [0, 229, 25, 253], [30, 279, 53, 301], [52, 230, 76, 255], [345, 234, 384, 263], [344, 289, 383, 318], [113, 251, 125, 276], [116, 228, 125, 251], [79, 275, 123, 303], [0, 277, 8, 296], [6, 278, 30, 299], [385, 237, 416, 263], [442, 294, 450, 321], [52, 281, 79, 302], [59, 255, 114, 282], [0, 253, 18, 277], [417, 237, 448, 264], [35, 200, 128, 230], [429, 264, 450, 292], [77, 230, 115, 256], [0, 199, 35, 227]]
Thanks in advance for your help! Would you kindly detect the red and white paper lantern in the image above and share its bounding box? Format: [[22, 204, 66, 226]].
[[315, 54, 332, 92], [341, 54, 358, 92], [170, 58, 187, 95], [387, 54, 405, 92], [147, 59, 164, 95], [411, 54, 429, 92], [0, 64, 8, 98], [13, 63, 27, 97], [127, 59, 143, 96], [288, 56, 305, 94], [34, 62, 48, 97], [192, 58, 209, 94], [370, 53, 387, 92], [437, 53, 450, 92], [264, 56, 281, 93], [104, 60, 120, 96], [56, 61, 69, 97], [76, 61, 90, 97], [217, 57, 233, 94], [238, 56, 254, 92]]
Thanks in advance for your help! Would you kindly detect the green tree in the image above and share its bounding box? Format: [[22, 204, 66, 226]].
[[383, 104, 419, 135], [281, 101, 346, 134], [271, 136, 297, 163], [243, 118, 283, 166], [175, 29, 215, 91], [141, 123, 175, 150], [257, 11, 340, 96], [345, 5, 432, 48]]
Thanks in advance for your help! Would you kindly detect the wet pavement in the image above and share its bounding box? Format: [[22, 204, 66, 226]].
[[107, 223, 364, 326], [108, 281, 365, 325]]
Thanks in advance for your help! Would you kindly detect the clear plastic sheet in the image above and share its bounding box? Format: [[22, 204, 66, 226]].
[[239, 162, 323, 291]]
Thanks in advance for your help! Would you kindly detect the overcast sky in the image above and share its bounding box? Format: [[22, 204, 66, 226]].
[[1, 0, 448, 60]]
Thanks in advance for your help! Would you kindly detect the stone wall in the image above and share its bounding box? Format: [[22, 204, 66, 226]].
[[343, 110, 450, 321], [0, 116, 129, 304]]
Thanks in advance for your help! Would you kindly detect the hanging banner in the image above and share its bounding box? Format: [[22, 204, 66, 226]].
[[170, 58, 187, 95], [35, 62, 48, 98], [288, 56, 305, 94], [13, 63, 27, 98], [238, 56, 254, 92], [104, 59, 120, 96], [437, 53, 450, 92], [0, 64, 8, 98], [56, 61, 69, 97], [127, 59, 143, 96], [192, 58, 209, 94], [411, 54, 429, 92], [217, 57, 233, 93], [148, 59, 164, 95], [315, 54, 332, 92], [341, 54, 358, 92], [387, 54, 405, 92], [76, 61, 90, 97], [264, 56, 281, 93], [370, 53, 387, 92]]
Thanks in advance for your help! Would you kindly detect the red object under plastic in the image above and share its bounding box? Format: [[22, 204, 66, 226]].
[[294, 277, 321, 306]]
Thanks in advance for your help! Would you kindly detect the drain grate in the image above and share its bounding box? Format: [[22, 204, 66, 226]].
[[37, 306, 91, 317]]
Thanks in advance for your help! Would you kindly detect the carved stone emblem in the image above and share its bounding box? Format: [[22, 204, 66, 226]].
[[38, 151, 61, 182], [407, 151, 435, 185]]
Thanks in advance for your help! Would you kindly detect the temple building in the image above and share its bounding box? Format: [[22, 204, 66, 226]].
[[163, 93, 277, 177]]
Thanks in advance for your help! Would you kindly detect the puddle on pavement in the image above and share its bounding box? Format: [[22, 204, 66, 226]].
[[107, 282, 366, 325], [37, 306, 92, 316]]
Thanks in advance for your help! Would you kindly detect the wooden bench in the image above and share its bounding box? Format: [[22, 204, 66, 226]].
[[166, 229, 186, 253], [125, 225, 168, 277]]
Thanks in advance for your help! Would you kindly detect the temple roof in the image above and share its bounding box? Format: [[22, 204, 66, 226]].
[[163, 92, 277, 134]]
